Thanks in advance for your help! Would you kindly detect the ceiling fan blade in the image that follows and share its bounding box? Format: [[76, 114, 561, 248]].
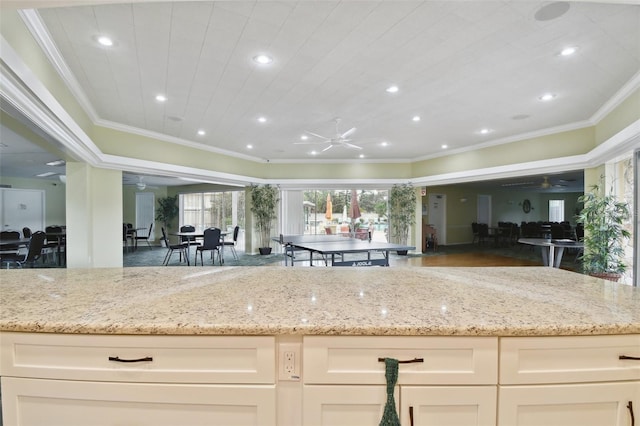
[[343, 142, 363, 150], [340, 127, 356, 139], [305, 131, 330, 140], [322, 144, 334, 152], [294, 140, 328, 145]]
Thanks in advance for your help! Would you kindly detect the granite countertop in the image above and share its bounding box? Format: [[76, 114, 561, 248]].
[[1, 266, 638, 337]]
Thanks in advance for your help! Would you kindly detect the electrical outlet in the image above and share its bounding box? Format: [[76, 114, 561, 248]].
[[279, 343, 301, 381]]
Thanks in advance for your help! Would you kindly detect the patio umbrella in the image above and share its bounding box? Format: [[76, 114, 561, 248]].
[[348, 189, 361, 221], [325, 194, 333, 221]]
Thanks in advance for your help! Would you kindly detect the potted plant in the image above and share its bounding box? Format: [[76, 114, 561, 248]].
[[156, 195, 179, 245], [249, 184, 279, 255], [576, 179, 631, 282], [388, 183, 416, 254]]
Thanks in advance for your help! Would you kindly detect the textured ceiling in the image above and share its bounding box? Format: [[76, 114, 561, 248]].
[[31, 0, 640, 162]]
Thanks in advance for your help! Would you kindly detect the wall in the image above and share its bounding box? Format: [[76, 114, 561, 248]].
[[0, 176, 65, 227], [423, 183, 584, 245]]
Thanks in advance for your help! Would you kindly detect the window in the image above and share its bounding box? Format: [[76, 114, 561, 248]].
[[179, 191, 245, 248], [549, 200, 565, 222], [302, 189, 389, 241]]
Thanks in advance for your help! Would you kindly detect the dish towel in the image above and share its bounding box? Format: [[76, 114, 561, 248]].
[[379, 357, 401, 426]]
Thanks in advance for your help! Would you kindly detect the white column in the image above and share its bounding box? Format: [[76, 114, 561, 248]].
[[66, 162, 122, 268]]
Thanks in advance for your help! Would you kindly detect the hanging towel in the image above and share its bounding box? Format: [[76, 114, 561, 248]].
[[379, 357, 401, 426]]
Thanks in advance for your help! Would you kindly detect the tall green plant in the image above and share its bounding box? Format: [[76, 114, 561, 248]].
[[156, 195, 179, 231], [250, 184, 279, 249], [388, 184, 416, 245], [576, 179, 631, 276]]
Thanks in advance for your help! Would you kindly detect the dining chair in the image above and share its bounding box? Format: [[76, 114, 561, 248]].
[[161, 227, 189, 266], [222, 225, 239, 260], [22, 227, 32, 238], [180, 225, 201, 247], [135, 223, 153, 249], [1, 231, 46, 269], [0, 231, 21, 255], [195, 227, 222, 266]]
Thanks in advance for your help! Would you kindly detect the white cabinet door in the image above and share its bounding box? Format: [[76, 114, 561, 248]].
[[1, 377, 276, 426], [498, 382, 639, 426], [303, 385, 389, 426], [401, 386, 497, 426]]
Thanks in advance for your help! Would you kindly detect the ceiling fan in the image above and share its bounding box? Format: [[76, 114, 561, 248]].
[[123, 175, 157, 190], [295, 118, 363, 152]]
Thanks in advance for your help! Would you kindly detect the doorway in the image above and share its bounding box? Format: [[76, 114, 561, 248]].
[[428, 193, 446, 245], [477, 195, 492, 226]]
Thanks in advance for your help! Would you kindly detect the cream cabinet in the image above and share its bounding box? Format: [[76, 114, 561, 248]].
[[0, 332, 277, 426], [498, 334, 640, 426], [302, 336, 499, 426]]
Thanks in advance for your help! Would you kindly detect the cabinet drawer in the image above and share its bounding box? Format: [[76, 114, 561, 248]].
[[303, 336, 498, 385], [0, 332, 275, 384], [1, 377, 276, 426], [500, 334, 640, 384]]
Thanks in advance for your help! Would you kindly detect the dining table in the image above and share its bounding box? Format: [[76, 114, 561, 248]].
[[171, 230, 228, 265], [517, 238, 584, 268], [45, 231, 66, 266]]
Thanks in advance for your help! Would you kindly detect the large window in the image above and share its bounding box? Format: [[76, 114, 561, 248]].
[[302, 189, 389, 241], [549, 200, 565, 222], [179, 191, 245, 246]]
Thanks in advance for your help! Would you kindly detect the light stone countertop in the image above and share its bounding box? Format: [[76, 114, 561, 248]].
[[1, 266, 638, 336]]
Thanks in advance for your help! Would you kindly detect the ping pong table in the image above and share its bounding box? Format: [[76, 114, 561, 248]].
[[277, 235, 415, 267]]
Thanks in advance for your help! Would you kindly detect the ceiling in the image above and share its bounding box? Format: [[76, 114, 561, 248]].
[[1, 0, 637, 189]]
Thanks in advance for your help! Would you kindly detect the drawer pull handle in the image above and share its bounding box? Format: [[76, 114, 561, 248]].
[[108, 356, 153, 363], [628, 401, 635, 426], [620, 355, 640, 360], [409, 406, 414, 426], [378, 357, 424, 364]]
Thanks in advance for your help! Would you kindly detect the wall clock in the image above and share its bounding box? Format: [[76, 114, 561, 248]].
[[522, 199, 531, 213]]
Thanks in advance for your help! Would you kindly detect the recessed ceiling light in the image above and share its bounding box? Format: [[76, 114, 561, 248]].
[[197, 130, 205, 136], [36, 172, 57, 177], [253, 54, 273, 65], [560, 46, 578, 56], [246, 144, 253, 149], [539, 93, 556, 101], [386, 85, 399, 93], [301, 135, 308, 140], [412, 116, 421, 122], [155, 94, 167, 102], [479, 128, 492, 135], [359, 154, 365, 158], [380, 141, 389, 147], [257, 116, 267, 123], [310, 151, 317, 155], [441, 144, 448, 149], [97, 36, 113, 46], [46, 160, 66, 166]]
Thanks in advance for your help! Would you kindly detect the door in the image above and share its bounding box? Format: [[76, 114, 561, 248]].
[[2, 377, 276, 426], [427, 194, 446, 245], [1, 188, 45, 234], [135, 192, 155, 241], [401, 386, 497, 426], [498, 382, 639, 426], [303, 385, 388, 426]]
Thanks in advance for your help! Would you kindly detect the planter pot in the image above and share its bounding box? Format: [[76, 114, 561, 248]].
[[396, 250, 408, 255], [259, 247, 272, 255], [588, 272, 621, 282]]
